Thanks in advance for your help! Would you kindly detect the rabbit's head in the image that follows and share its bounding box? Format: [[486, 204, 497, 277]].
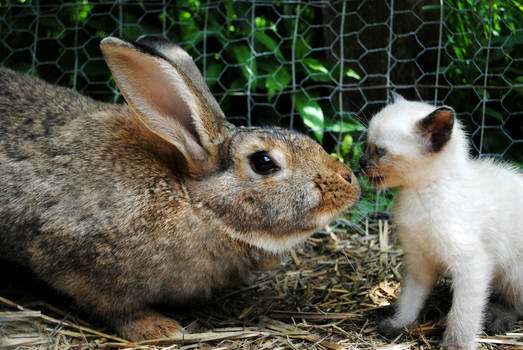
[[101, 36, 360, 253]]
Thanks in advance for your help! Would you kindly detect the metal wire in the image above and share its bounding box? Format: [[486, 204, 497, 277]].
[[1, 0, 521, 163], [479, 0, 494, 155]]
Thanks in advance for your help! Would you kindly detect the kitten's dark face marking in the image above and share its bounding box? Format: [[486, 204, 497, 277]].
[[359, 143, 384, 169], [360, 143, 388, 188]]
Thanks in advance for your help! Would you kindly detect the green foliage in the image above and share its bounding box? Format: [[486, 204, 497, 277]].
[[0, 1, 362, 147], [104, 1, 350, 148], [295, 93, 325, 143], [439, 0, 523, 161], [2, 0, 521, 220], [352, 186, 397, 222], [174, 1, 362, 146]]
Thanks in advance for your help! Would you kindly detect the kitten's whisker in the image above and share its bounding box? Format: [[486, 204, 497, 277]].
[[352, 113, 369, 129]]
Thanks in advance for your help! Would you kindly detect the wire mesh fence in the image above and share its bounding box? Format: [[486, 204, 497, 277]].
[[1, 0, 522, 216]]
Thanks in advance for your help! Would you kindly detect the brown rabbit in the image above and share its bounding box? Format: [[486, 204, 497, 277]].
[[0, 36, 360, 341]]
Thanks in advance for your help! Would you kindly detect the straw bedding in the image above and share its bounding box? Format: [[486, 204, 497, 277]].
[[1, 218, 521, 349]]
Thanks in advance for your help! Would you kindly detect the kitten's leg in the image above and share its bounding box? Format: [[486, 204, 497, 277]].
[[378, 253, 438, 337], [441, 257, 491, 350]]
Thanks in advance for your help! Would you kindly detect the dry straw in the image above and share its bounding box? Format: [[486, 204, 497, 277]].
[[1, 220, 522, 349]]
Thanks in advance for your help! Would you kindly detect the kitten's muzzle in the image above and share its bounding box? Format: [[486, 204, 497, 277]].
[[360, 165, 385, 188], [367, 175, 385, 187], [359, 156, 369, 170]]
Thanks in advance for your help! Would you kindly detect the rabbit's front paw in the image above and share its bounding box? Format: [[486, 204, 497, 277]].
[[115, 309, 184, 341]]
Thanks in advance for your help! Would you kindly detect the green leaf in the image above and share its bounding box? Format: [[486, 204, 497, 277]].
[[205, 62, 224, 89], [304, 57, 329, 73], [485, 107, 504, 122], [307, 63, 362, 83], [294, 36, 311, 60], [340, 134, 354, 157], [326, 119, 366, 133], [265, 67, 291, 96], [304, 57, 333, 82], [231, 45, 257, 84], [295, 93, 324, 143], [225, 1, 236, 20], [344, 67, 361, 80], [309, 74, 332, 83], [255, 16, 267, 28], [254, 31, 284, 60], [230, 78, 245, 91], [421, 4, 442, 11], [76, 1, 93, 22]]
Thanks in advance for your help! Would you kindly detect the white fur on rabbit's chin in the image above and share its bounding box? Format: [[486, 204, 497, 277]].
[[223, 212, 338, 254], [251, 232, 312, 254], [222, 226, 310, 254], [314, 212, 341, 229]]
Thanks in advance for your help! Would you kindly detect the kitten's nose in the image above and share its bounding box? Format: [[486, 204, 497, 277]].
[[359, 156, 368, 169]]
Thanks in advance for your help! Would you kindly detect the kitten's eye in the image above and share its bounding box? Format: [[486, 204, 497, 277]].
[[249, 151, 280, 175], [376, 147, 386, 157]]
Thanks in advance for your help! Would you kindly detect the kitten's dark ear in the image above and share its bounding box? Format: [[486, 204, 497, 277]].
[[390, 91, 406, 103], [416, 106, 455, 153]]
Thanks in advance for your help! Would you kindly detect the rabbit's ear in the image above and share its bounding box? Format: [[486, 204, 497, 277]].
[[100, 37, 229, 176], [135, 35, 228, 126]]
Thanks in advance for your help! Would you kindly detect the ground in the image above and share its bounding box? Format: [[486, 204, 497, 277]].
[[1, 218, 521, 349]]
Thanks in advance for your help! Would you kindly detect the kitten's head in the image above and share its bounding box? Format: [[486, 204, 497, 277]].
[[360, 94, 458, 189]]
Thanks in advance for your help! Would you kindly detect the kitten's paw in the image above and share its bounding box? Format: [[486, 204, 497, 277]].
[[115, 309, 184, 341], [377, 318, 405, 338], [438, 345, 475, 350], [439, 337, 476, 350], [484, 303, 517, 335]]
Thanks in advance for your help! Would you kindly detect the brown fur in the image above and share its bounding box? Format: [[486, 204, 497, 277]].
[[0, 37, 359, 340]]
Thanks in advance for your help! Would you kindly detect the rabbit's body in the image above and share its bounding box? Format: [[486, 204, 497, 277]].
[[0, 68, 279, 331], [0, 37, 359, 340], [1, 67, 271, 282]]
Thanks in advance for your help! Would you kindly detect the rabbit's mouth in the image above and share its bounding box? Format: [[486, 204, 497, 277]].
[[313, 174, 360, 216]]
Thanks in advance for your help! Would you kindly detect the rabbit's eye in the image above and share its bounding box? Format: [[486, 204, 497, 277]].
[[249, 151, 280, 175]]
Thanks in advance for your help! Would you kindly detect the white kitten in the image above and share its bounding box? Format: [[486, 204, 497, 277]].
[[360, 94, 523, 350]]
